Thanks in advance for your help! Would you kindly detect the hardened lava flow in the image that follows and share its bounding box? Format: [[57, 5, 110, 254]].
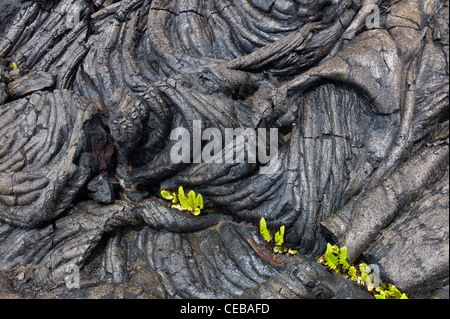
[[0, 0, 448, 299]]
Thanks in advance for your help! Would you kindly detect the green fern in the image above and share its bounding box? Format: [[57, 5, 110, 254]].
[[274, 225, 298, 255], [185, 190, 203, 215], [161, 186, 203, 216], [374, 283, 408, 299], [358, 263, 370, 285], [258, 218, 297, 255], [195, 192, 203, 208], [273, 245, 287, 254], [321, 244, 351, 274], [324, 243, 340, 273], [317, 243, 408, 299], [178, 186, 189, 207], [338, 246, 350, 270], [161, 190, 175, 202], [259, 217, 272, 242], [390, 285, 408, 299], [274, 226, 285, 246], [348, 266, 357, 281], [374, 289, 388, 299]]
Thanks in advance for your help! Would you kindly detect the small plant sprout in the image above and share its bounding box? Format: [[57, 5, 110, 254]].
[[274, 226, 285, 246], [324, 243, 340, 273], [259, 218, 298, 255], [348, 265, 357, 281], [358, 263, 371, 286], [161, 186, 203, 216], [338, 246, 350, 270], [161, 190, 176, 202], [375, 283, 408, 299], [317, 243, 408, 299], [11, 62, 23, 71], [260, 217, 272, 242]]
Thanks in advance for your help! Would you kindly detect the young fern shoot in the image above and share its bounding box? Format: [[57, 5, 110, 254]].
[[259, 218, 298, 255], [317, 243, 408, 299], [161, 186, 204, 216], [260, 217, 272, 242]]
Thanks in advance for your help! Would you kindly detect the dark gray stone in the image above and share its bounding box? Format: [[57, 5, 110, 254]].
[[0, 0, 448, 299], [0, 0, 21, 37], [363, 170, 449, 298], [88, 175, 115, 204], [7, 71, 55, 99]]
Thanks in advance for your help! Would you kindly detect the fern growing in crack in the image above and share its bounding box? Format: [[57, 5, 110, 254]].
[[259, 218, 298, 255], [338, 246, 350, 271], [260, 217, 272, 242], [375, 283, 408, 299], [161, 186, 203, 216], [323, 243, 340, 273], [317, 243, 408, 299]]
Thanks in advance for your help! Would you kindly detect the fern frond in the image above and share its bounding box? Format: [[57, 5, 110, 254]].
[[275, 226, 285, 246], [187, 190, 196, 209], [327, 243, 340, 255], [273, 245, 287, 254], [338, 246, 350, 270], [358, 263, 370, 285], [348, 266, 357, 281], [259, 218, 272, 242], [195, 193, 203, 209], [324, 244, 341, 273], [319, 243, 408, 299], [161, 190, 174, 201], [374, 283, 408, 299], [178, 186, 189, 207], [359, 263, 370, 275], [326, 254, 339, 273], [374, 290, 387, 299], [389, 284, 407, 299], [324, 244, 339, 272], [163, 186, 204, 215]]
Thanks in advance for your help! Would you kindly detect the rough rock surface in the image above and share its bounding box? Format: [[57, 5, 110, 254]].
[[0, 1, 21, 37], [0, 0, 448, 299]]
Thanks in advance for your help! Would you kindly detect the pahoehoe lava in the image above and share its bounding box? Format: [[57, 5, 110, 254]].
[[0, 0, 448, 299]]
